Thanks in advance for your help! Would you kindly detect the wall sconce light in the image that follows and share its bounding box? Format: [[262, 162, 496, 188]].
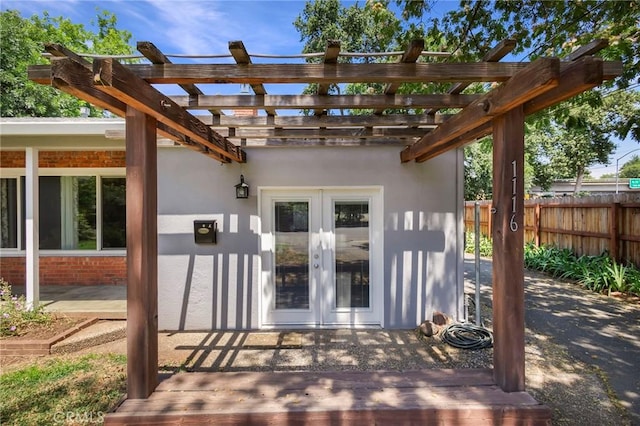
[[235, 174, 249, 199]]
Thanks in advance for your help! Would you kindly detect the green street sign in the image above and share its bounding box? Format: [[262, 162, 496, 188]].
[[630, 179, 640, 189]]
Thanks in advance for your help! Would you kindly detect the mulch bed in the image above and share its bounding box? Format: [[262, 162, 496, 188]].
[[1, 315, 89, 341], [0, 316, 98, 357]]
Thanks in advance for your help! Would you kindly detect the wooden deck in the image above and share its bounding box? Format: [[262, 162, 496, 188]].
[[105, 368, 551, 425]]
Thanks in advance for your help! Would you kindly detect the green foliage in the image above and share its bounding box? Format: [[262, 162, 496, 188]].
[[399, 0, 640, 87], [0, 9, 132, 117], [0, 354, 126, 425], [464, 232, 492, 257], [619, 155, 640, 178], [464, 139, 493, 200], [524, 243, 640, 296], [525, 91, 640, 191], [0, 278, 51, 336], [294, 0, 402, 61]]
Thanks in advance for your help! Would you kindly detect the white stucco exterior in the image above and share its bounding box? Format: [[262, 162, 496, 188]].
[[156, 144, 465, 330]]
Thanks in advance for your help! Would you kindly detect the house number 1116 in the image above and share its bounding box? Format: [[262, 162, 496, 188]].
[[510, 160, 518, 232]]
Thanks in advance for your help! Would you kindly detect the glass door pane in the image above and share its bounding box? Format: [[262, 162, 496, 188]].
[[274, 201, 310, 309], [334, 201, 370, 308]]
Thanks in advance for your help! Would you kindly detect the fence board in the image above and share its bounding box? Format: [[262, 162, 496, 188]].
[[464, 194, 640, 267]]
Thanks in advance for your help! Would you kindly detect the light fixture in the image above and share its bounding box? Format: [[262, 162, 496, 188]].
[[235, 174, 249, 199]]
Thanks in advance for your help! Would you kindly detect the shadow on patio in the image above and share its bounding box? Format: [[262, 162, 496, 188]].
[[103, 330, 550, 425]]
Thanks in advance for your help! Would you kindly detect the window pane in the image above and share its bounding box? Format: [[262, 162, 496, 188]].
[[274, 201, 309, 309], [39, 176, 96, 250], [0, 178, 18, 248], [39, 176, 61, 249], [101, 178, 126, 249], [75, 176, 97, 249], [334, 201, 370, 308]]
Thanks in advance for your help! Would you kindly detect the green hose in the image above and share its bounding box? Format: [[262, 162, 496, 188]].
[[442, 323, 493, 350]]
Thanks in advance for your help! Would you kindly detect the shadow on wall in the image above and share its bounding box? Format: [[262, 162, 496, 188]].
[[157, 210, 458, 331], [157, 213, 260, 331], [385, 211, 456, 327]]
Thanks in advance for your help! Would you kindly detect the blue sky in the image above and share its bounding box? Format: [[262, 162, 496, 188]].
[[3, 0, 313, 57], [3, 0, 637, 175]]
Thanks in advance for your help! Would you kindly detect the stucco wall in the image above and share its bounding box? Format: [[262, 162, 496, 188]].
[[157, 145, 464, 330]]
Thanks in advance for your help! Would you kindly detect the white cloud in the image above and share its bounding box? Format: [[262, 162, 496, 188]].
[[119, 1, 303, 57]]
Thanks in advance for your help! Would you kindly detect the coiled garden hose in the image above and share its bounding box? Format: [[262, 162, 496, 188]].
[[441, 323, 493, 350]]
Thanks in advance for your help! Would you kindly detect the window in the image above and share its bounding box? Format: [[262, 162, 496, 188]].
[[0, 178, 18, 248], [0, 175, 125, 250], [101, 178, 126, 249]]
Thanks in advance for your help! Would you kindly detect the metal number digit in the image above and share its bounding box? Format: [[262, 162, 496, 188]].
[[510, 215, 518, 232]]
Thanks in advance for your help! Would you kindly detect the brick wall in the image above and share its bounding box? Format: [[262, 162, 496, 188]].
[[0, 150, 126, 168], [0, 256, 126, 286]]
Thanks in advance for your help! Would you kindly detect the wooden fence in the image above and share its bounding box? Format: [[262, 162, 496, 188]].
[[464, 194, 640, 267]]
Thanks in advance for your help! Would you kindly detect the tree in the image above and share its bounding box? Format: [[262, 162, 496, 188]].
[[399, 0, 639, 87], [527, 90, 640, 191], [464, 138, 493, 200], [0, 9, 132, 117], [619, 155, 640, 178], [395, 0, 640, 192]]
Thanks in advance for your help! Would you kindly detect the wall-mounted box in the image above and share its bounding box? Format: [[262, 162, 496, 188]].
[[194, 220, 217, 244]]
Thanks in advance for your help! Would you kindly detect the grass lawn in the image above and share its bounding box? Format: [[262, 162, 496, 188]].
[[0, 354, 126, 425]]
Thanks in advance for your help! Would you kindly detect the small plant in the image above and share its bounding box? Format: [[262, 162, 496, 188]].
[[606, 262, 627, 295], [523, 244, 640, 297], [465, 232, 492, 257], [0, 278, 51, 337]]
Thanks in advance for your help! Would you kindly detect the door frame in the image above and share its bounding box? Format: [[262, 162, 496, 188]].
[[258, 186, 384, 328]]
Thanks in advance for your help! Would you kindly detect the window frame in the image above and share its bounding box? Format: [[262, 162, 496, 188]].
[[0, 167, 126, 255]]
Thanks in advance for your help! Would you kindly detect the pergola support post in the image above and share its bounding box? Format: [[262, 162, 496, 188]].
[[126, 106, 159, 399], [491, 105, 525, 392]]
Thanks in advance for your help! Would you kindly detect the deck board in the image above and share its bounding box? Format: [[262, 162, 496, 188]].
[[105, 369, 551, 425]]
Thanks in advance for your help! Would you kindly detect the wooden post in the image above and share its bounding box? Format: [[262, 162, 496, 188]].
[[491, 105, 525, 392], [610, 202, 621, 262], [126, 106, 159, 399], [534, 203, 541, 247]]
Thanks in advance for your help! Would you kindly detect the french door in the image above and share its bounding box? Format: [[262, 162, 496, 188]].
[[260, 188, 383, 327]]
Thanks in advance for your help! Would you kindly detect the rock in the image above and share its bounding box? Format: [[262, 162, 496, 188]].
[[432, 311, 452, 326], [419, 320, 441, 337]]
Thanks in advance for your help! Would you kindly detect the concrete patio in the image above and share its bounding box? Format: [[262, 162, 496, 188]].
[[12, 284, 126, 319]]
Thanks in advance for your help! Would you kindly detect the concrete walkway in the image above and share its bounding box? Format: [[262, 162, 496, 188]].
[[464, 254, 640, 425], [12, 284, 126, 319]]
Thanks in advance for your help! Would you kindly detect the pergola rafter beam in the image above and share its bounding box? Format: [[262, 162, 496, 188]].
[[427, 39, 517, 112], [229, 40, 276, 116], [565, 38, 609, 62], [402, 57, 561, 163], [413, 56, 613, 163], [524, 56, 605, 116], [106, 127, 428, 140], [137, 41, 204, 97], [137, 41, 226, 119], [241, 138, 414, 147], [314, 40, 341, 116], [28, 62, 561, 85], [374, 39, 425, 115], [196, 113, 450, 128], [48, 56, 228, 163], [169, 93, 480, 110], [29, 60, 622, 86], [92, 58, 245, 163]]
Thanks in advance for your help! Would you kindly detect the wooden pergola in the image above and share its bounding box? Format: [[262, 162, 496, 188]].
[[30, 38, 620, 421]]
